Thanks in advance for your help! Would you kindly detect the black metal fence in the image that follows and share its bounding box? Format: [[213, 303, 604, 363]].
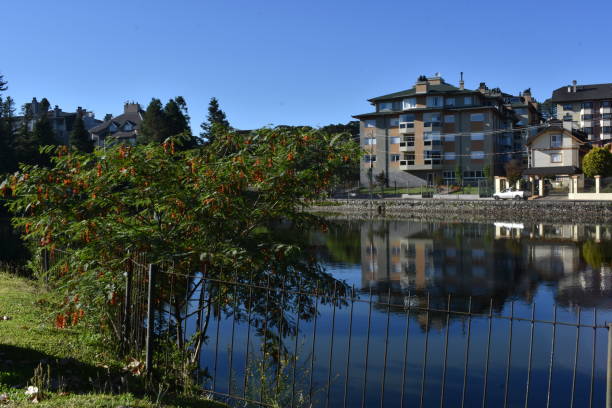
[[39, 251, 612, 408]]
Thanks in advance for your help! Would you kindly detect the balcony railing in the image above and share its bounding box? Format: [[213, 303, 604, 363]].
[[399, 122, 415, 134]]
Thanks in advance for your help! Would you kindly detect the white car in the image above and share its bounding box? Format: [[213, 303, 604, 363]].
[[493, 187, 530, 200]]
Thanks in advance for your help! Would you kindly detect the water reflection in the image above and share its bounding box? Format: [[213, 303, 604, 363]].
[[325, 219, 612, 313]]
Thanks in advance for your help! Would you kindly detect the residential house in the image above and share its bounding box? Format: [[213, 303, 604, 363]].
[[551, 81, 612, 145], [18, 98, 100, 145], [523, 119, 589, 194], [90, 103, 144, 147], [353, 75, 519, 188]]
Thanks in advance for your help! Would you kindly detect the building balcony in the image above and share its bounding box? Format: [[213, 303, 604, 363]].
[[399, 141, 415, 152], [581, 108, 593, 115], [399, 160, 414, 170], [399, 122, 415, 134], [600, 107, 611, 114], [601, 119, 611, 127], [399, 160, 442, 171], [581, 120, 592, 128], [423, 121, 442, 130]]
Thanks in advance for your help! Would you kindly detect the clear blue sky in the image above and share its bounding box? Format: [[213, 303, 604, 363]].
[[3, 0, 612, 131]]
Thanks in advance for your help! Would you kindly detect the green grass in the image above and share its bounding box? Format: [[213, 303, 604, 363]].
[[0, 272, 226, 407]]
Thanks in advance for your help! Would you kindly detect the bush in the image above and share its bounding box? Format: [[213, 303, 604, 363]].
[[582, 147, 612, 178]]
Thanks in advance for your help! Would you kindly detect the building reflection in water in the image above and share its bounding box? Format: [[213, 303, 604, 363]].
[[358, 219, 612, 325]]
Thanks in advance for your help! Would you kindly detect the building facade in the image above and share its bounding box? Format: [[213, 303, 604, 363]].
[[90, 103, 144, 147], [551, 81, 612, 145], [18, 98, 100, 145], [353, 75, 519, 188]]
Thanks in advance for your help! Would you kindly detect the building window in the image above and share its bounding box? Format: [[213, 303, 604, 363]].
[[424, 132, 441, 146], [470, 113, 485, 122], [379, 102, 393, 111], [444, 152, 456, 161], [365, 119, 376, 128], [444, 133, 456, 142], [464, 96, 473, 105], [390, 136, 400, 144], [390, 154, 400, 162], [464, 170, 485, 178], [365, 137, 376, 145], [424, 150, 441, 164], [364, 155, 376, 163], [424, 112, 441, 127], [562, 104, 573, 111], [443, 171, 455, 180], [563, 114, 573, 121], [550, 153, 562, 163], [445, 98, 455, 106], [403, 98, 417, 110], [603, 126, 612, 133], [583, 127, 593, 134], [581, 114, 593, 120], [389, 117, 399, 127], [405, 136, 415, 146], [602, 101, 612, 108], [406, 153, 415, 165], [550, 134, 562, 148], [581, 102, 593, 109], [400, 113, 415, 123], [444, 115, 455, 123], [603, 113, 612, 120], [471, 132, 484, 141], [426, 96, 443, 107], [471, 151, 485, 160]]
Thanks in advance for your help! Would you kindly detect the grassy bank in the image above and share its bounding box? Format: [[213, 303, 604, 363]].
[[0, 272, 226, 407]]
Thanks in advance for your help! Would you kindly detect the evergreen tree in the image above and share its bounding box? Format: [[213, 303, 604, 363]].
[[30, 114, 57, 166], [138, 98, 168, 144], [200, 97, 230, 145], [0, 75, 16, 173], [69, 112, 94, 152], [164, 97, 199, 149]]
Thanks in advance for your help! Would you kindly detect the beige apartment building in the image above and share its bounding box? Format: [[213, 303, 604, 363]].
[[552, 81, 612, 145], [353, 75, 525, 187]]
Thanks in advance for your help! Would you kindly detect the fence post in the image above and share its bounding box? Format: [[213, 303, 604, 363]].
[[146, 263, 157, 376], [122, 254, 133, 355], [607, 323, 611, 408]]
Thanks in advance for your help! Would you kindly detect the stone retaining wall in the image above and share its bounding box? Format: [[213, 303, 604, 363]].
[[308, 199, 612, 224]]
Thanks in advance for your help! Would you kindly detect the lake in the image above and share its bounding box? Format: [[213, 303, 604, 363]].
[[198, 218, 612, 407]]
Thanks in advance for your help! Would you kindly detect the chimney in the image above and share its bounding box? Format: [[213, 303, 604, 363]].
[[459, 72, 464, 90], [104, 113, 112, 121], [572, 80, 577, 93]]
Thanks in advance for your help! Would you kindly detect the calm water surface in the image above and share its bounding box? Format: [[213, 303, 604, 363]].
[[200, 219, 612, 407]]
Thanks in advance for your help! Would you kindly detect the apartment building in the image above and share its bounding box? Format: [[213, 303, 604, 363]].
[[353, 75, 518, 187], [90, 103, 144, 147], [552, 81, 612, 145]]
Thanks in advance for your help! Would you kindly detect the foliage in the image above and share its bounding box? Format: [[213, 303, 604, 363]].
[[200, 97, 230, 145], [454, 164, 462, 185], [504, 159, 523, 185], [581, 240, 612, 268], [69, 112, 94, 153], [5, 126, 358, 366], [483, 164, 492, 180], [139, 97, 198, 148], [582, 147, 612, 178]]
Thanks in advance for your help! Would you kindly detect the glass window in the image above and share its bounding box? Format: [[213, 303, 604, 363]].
[[602, 101, 612, 108], [471, 151, 485, 159], [390, 136, 400, 144], [365, 119, 376, 128], [424, 132, 441, 145], [364, 155, 376, 163], [444, 133, 456, 142], [603, 113, 612, 120], [464, 96, 473, 105], [471, 132, 484, 141], [400, 113, 415, 122], [550, 153, 562, 163], [443, 171, 455, 179], [389, 117, 399, 127], [365, 137, 376, 145], [581, 102, 593, 109], [444, 152, 456, 161], [603, 126, 612, 133], [584, 127, 593, 134], [379, 102, 393, 111], [390, 154, 400, 162], [550, 134, 562, 148], [426, 96, 443, 107], [582, 114, 593, 120], [403, 97, 417, 110], [445, 98, 455, 106], [563, 104, 573, 110], [444, 115, 455, 123], [470, 113, 485, 122]]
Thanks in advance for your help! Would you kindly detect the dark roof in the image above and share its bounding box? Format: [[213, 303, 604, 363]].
[[368, 83, 474, 102], [352, 105, 507, 119], [551, 83, 612, 103], [90, 109, 143, 134], [523, 166, 581, 176], [525, 123, 588, 146], [107, 131, 137, 140]]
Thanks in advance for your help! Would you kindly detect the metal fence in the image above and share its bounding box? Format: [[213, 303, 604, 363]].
[[39, 251, 612, 408]]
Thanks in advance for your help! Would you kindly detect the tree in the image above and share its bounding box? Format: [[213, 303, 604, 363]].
[[200, 97, 230, 145], [504, 159, 523, 186], [0, 73, 7, 93], [163, 97, 199, 149], [582, 147, 612, 178], [0, 77, 16, 174], [455, 164, 463, 185], [375, 170, 388, 195], [6, 126, 360, 368], [138, 98, 168, 144], [69, 112, 94, 153]]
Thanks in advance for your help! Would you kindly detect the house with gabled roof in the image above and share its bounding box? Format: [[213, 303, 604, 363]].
[[90, 103, 144, 147]]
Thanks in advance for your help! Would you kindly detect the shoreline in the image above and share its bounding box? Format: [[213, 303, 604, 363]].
[[308, 198, 612, 224]]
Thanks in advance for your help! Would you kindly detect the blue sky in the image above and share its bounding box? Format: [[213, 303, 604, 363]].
[[3, 0, 612, 131]]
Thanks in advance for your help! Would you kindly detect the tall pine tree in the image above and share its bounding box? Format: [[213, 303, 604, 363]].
[[69, 112, 94, 152], [164, 97, 199, 148], [0, 74, 16, 173], [200, 97, 230, 145], [138, 98, 168, 144]]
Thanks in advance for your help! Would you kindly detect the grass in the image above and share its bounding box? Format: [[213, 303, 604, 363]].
[[0, 271, 226, 407]]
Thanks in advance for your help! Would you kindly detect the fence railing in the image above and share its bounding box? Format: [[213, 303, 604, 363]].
[[39, 250, 612, 408]]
